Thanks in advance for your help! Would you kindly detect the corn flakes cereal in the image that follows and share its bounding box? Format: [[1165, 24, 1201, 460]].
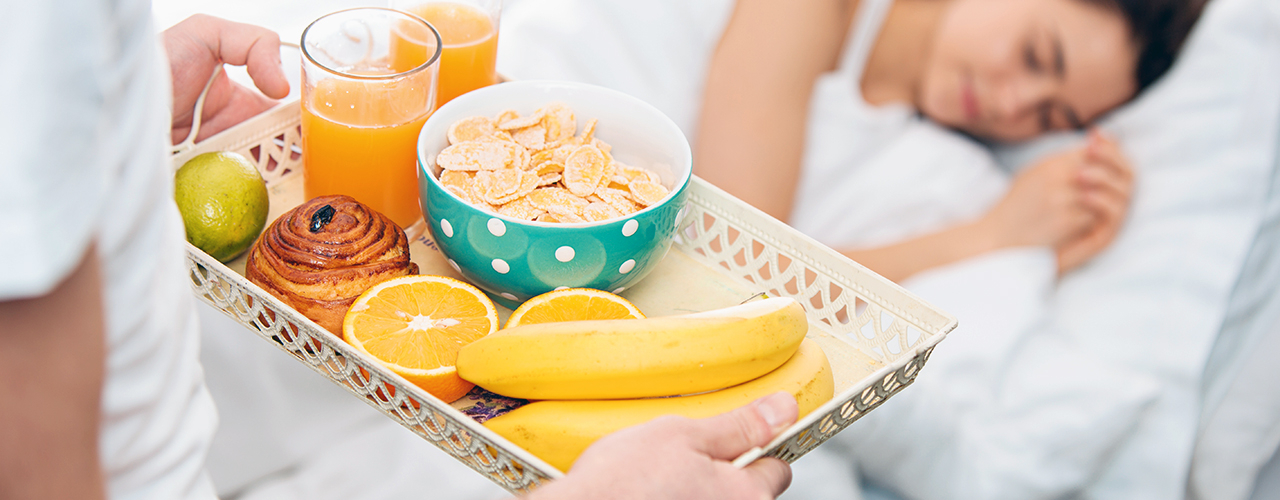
[[447, 116, 499, 145], [439, 170, 475, 191], [530, 148, 556, 169], [498, 195, 545, 221], [537, 173, 562, 186], [446, 185, 478, 205], [546, 206, 587, 223], [494, 109, 520, 124], [540, 102, 576, 141], [580, 118, 597, 142], [438, 141, 521, 171], [564, 144, 608, 197], [498, 111, 544, 131], [528, 186, 589, 213], [510, 124, 548, 151], [480, 169, 520, 201], [434, 104, 672, 224], [593, 187, 641, 214], [582, 201, 623, 222], [627, 180, 670, 207], [612, 162, 657, 184], [534, 161, 565, 176], [549, 143, 579, 164]]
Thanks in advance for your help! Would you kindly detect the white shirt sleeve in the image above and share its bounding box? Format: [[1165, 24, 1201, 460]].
[[0, 1, 109, 299], [0, 2, 220, 499]]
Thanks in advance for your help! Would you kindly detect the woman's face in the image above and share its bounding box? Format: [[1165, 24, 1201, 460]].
[[918, 0, 1138, 142]]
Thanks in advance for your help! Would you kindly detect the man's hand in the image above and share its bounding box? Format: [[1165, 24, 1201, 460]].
[[524, 392, 798, 500], [163, 14, 290, 145]]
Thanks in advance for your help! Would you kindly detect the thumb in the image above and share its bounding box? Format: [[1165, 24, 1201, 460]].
[[743, 457, 794, 499], [692, 392, 798, 461]]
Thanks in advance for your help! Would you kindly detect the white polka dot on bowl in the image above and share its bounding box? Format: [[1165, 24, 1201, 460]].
[[487, 218, 506, 237], [555, 246, 575, 262], [492, 259, 510, 274], [622, 219, 638, 237], [619, 259, 636, 274], [441, 219, 454, 238]]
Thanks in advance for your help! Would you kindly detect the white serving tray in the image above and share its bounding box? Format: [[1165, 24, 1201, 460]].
[[176, 99, 956, 494]]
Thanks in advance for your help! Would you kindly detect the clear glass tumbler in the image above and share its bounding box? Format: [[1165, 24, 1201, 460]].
[[390, 0, 502, 108], [300, 7, 442, 228]]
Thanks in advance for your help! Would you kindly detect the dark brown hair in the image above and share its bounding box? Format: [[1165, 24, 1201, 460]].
[[1088, 0, 1210, 92]]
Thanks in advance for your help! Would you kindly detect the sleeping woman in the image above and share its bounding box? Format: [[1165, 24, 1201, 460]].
[[695, 0, 1208, 498], [695, 0, 1205, 282]]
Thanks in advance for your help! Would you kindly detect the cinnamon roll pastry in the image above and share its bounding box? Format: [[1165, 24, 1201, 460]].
[[246, 195, 418, 333]]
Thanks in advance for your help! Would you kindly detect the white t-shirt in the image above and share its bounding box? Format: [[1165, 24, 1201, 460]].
[[0, 1, 218, 498], [788, 0, 1007, 249]]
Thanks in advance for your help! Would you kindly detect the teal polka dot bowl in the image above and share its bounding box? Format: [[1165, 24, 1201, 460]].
[[417, 81, 692, 310]]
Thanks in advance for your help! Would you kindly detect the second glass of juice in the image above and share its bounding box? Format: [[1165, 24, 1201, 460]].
[[300, 8, 442, 229], [390, 0, 501, 108]]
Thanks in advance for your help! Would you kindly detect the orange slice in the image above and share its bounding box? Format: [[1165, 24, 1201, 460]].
[[505, 288, 645, 329], [343, 275, 499, 403]]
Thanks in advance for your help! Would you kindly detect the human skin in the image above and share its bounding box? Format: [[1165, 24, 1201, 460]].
[[523, 392, 799, 500], [914, 0, 1138, 141], [0, 249, 107, 500], [696, 0, 1137, 280], [164, 14, 291, 145]]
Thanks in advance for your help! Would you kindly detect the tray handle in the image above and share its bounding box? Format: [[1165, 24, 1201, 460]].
[[169, 41, 302, 158]]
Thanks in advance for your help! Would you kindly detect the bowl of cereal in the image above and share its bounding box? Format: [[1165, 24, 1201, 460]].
[[417, 80, 692, 309]]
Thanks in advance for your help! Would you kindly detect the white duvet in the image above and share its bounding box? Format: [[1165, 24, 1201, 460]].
[[496, 0, 1280, 499]]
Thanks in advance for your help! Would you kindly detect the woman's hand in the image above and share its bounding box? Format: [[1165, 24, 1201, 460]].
[[978, 148, 1096, 251], [523, 392, 797, 500], [1055, 131, 1135, 273], [976, 130, 1134, 274], [162, 14, 290, 145]]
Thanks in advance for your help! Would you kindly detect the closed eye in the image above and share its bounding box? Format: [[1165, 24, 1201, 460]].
[[1023, 43, 1041, 72]]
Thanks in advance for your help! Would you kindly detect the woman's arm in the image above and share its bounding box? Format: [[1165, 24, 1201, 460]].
[[845, 133, 1134, 283], [694, 0, 856, 221], [842, 219, 1005, 284]]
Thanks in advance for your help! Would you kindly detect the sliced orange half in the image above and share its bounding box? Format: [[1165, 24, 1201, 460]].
[[505, 288, 645, 329], [343, 275, 499, 403]]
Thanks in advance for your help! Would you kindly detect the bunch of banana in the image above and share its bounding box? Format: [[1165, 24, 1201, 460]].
[[456, 297, 811, 399], [456, 297, 835, 472], [483, 338, 833, 472]]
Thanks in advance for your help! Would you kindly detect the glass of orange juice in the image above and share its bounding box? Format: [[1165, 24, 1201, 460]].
[[300, 8, 442, 229], [390, 0, 501, 108]]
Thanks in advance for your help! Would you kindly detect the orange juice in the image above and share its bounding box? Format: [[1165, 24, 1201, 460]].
[[302, 73, 433, 228], [392, 2, 498, 107]]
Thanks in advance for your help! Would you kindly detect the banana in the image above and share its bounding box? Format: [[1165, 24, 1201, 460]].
[[457, 297, 809, 400], [482, 338, 834, 472]]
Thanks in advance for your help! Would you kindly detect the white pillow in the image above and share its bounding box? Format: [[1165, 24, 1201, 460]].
[[496, 0, 734, 136], [1189, 14, 1280, 494]]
